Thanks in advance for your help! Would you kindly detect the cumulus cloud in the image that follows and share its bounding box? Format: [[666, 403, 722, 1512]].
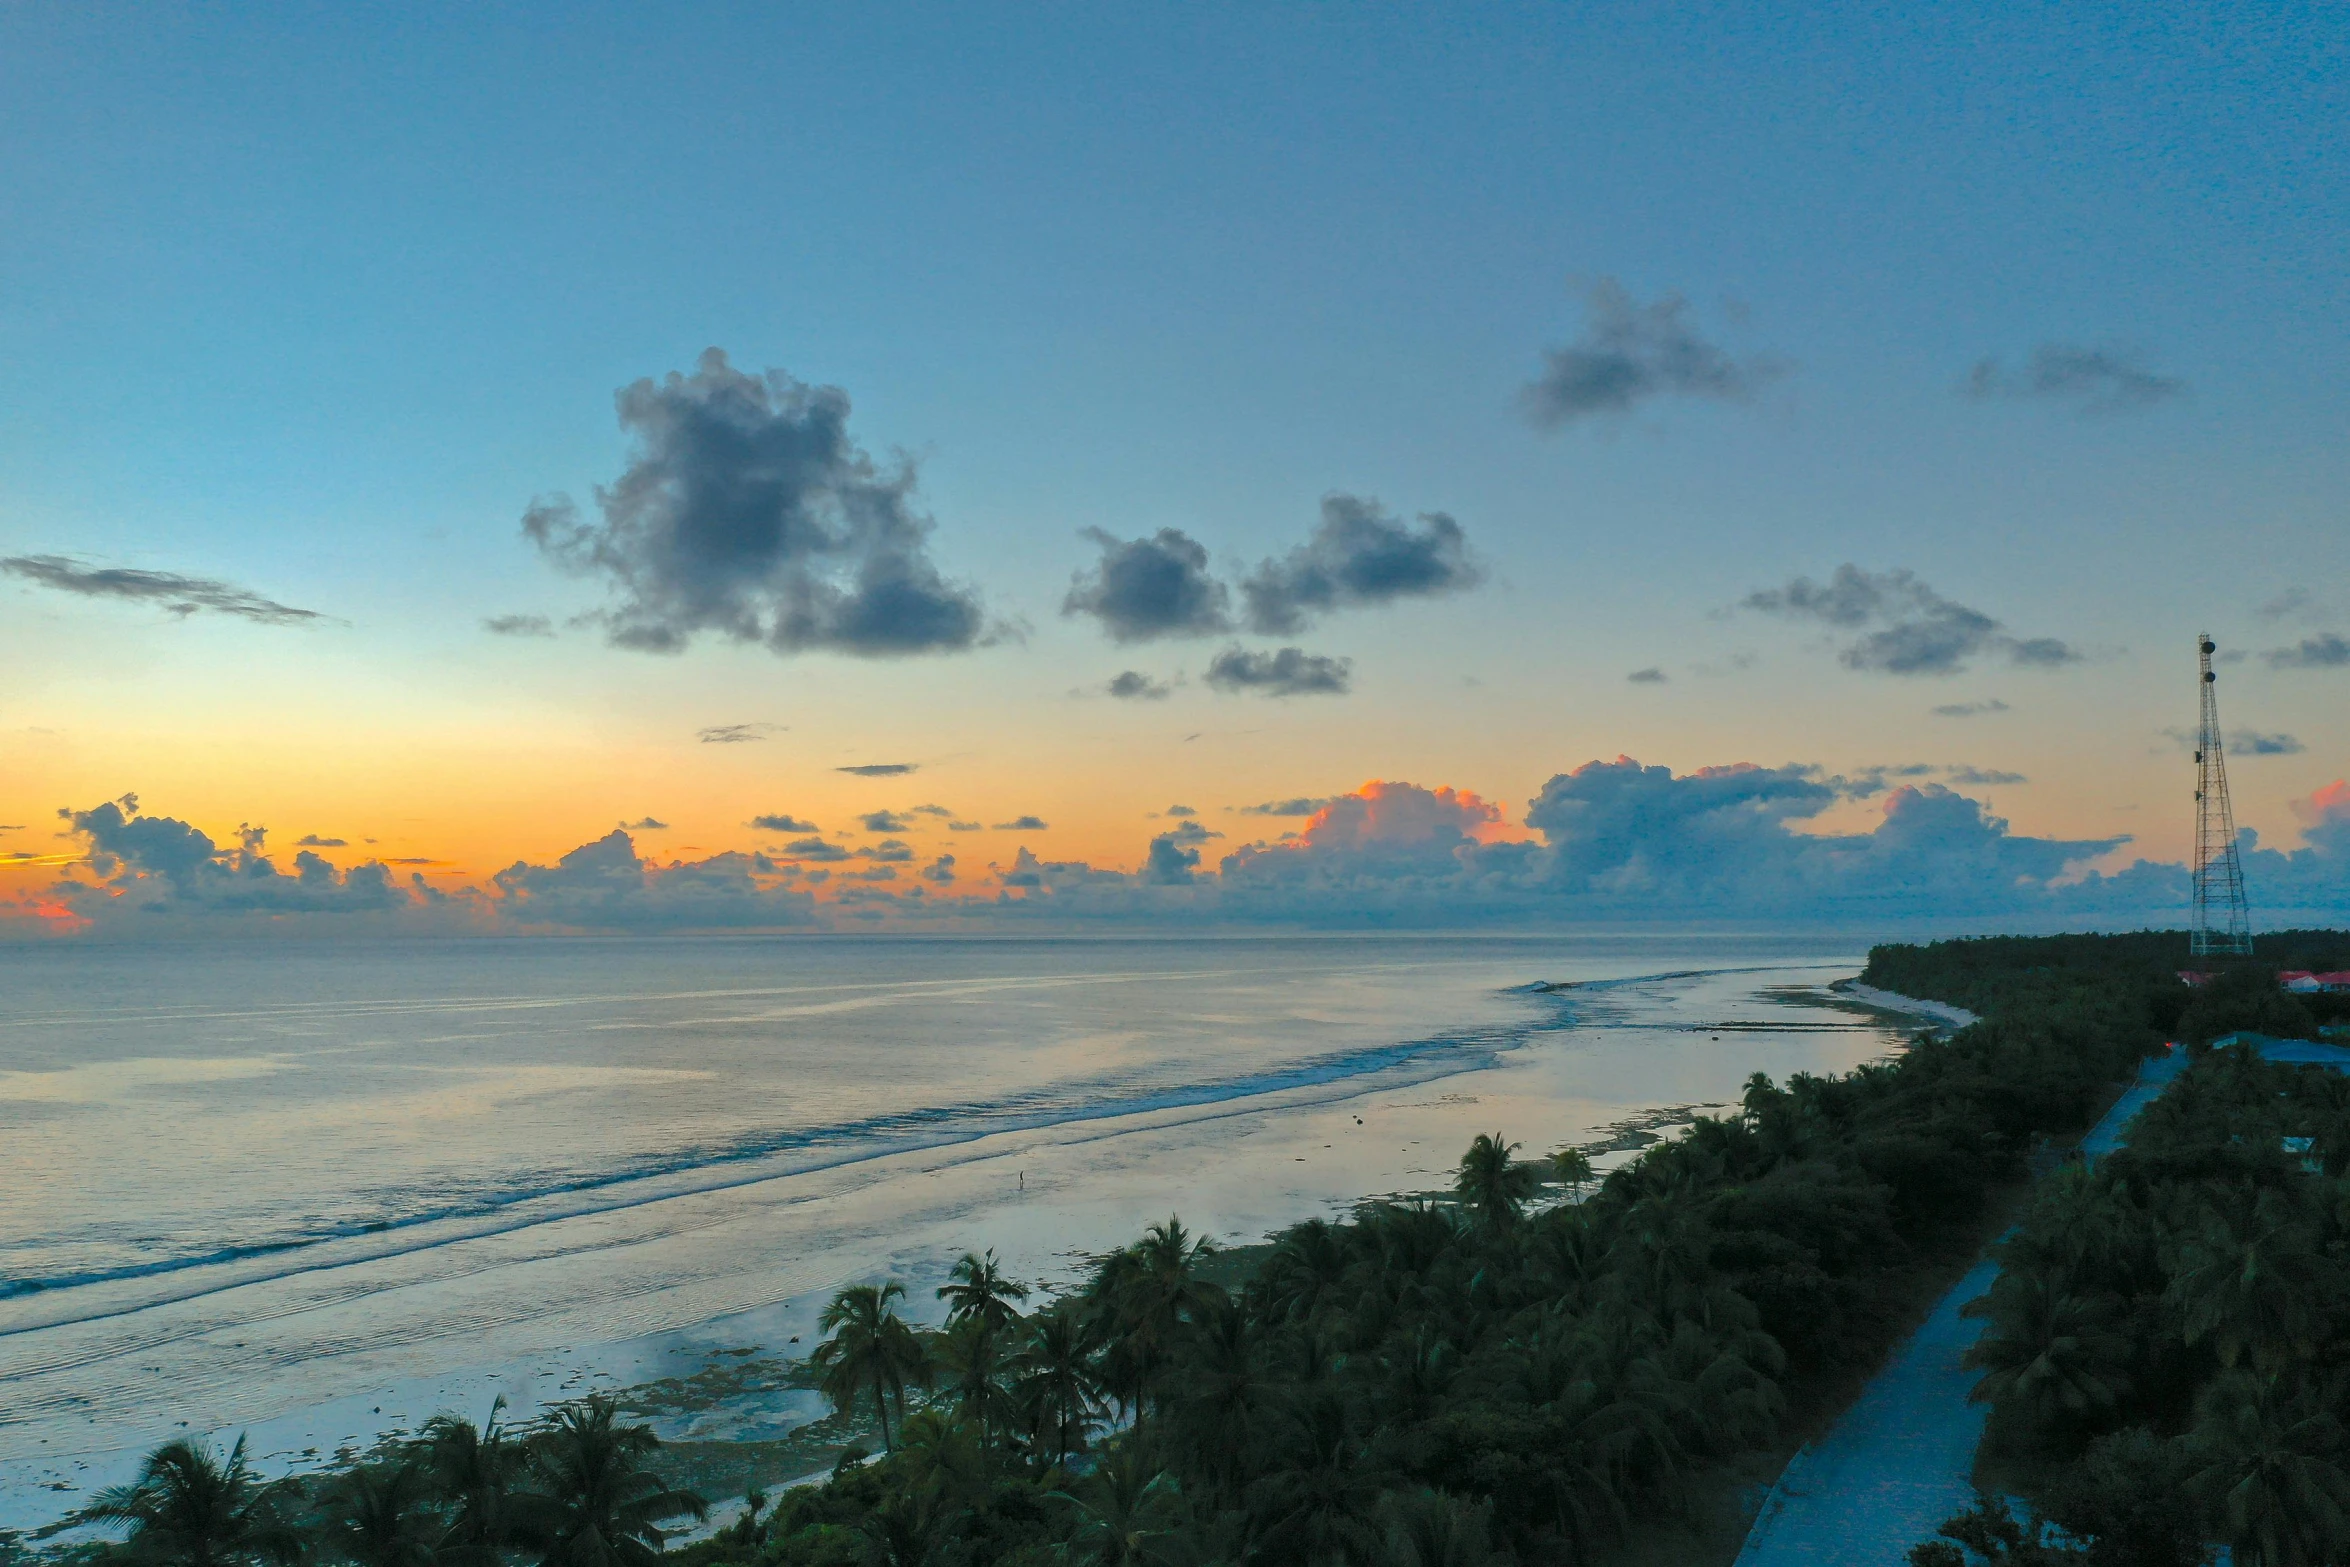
[[859, 810, 913, 833], [778, 837, 851, 862], [995, 816, 1049, 831], [1205, 646, 1353, 697], [483, 614, 555, 638], [1237, 495, 1479, 635], [1964, 344, 2183, 412], [1932, 699, 2011, 718], [1063, 529, 1230, 641], [1627, 667, 1668, 684], [521, 349, 985, 657], [295, 834, 348, 847], [1521, 278, 1780, 428], [923, 854, 957, 884], [4, 555, 326, 626], [492, 831, 816, 929], [1105, 670, 1174, 701], [1242, 797, 1335, 817], [910, 804, 953, 817], [838, 763, 918, 777], [45, 797, 404, 921], [2232, 730, 2305, 756], [619, 817, 669, 830], [2266, 634, 2350, 670], [1164, 804, 1197, 818], [1744, 566, 2079, 676], [700, 722, 785, 743], [1143, 832, 1202, 884], [750, 813, 820, 833], [1945, 767, 2027, 786], [861, 839, 916, 862], [946, 820, 982, 832]]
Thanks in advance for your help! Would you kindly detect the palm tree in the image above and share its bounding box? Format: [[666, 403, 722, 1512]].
[[937, 1250, 1029, 1336], [933, 1314, 1018, 1449], [1086, 1217, 1224, 1420], [316, 1460, 440, 1567], [1054, 1446, 1184, 1567], [1375, 1489, 1498, 1567], [1455, 1134, 1537, 1230], [2188, 1371, 2350, 1567], [1963, 1270, 2132, 1431], [1549, 1146, 1594, 1203], [812, 1280, 930, 1453], [1012, 1303, 1104, 1474], [78, 1435, 302, 1567], [525, 1398, 705, 1567], [421, 1399, 528, 1567]]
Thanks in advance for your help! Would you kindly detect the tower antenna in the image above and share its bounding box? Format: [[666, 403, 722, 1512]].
[[2190, 633, 2253, 957]]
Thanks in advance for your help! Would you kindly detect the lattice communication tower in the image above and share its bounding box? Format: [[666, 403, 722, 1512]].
[[2191, 633, 2253, 957]]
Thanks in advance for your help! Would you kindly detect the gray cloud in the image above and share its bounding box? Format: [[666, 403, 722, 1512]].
[[859, 810, 913, 833], [1164, 804, 1197, 817], [2232, 730, 2305, 756], [1205, 646, 1353, 697], [1142, 831, 1202, 885], [1964, 344, 2183, 412], [295, 834, 348, 847], [1242, 797, 1333, 817], [911, 804, 953, 817], [837, 763, 918, 777], [490, 832, 816, 930], [995, 816, 1049, 831], [861, 838, 915, 862], [922, 854, 956, 884], [522, 349, 985, 657], [750, 813, 820, 833], [1627, 667, 1667, 684], [1945, 766, 2027, 786], [1932, 699, 2010, 718], [483, 614, 555, 638], [4, 555, 325, 626], [1238, 494, 1479, 635], [1521, 278, 1780, 428], [53, 798, 401, 916], [946, 820, 982, 832], [1063, 529, 1231, 642], [2266, 634, 2350, 670], [620, 817, 669, 830], [699, 722, 785, 743], [1105, 670, 1174, 701], [1744, 566, 2079, 676], [778, 836, 852, 862]]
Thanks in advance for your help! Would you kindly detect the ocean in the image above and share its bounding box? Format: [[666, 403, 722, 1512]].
[[0, 932, 1911, 1527]]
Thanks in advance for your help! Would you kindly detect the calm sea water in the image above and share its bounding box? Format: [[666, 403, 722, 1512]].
[[0, 932, 1905, 1524]]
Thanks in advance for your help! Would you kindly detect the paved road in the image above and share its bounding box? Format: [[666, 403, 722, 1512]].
[[1733, 1036, 2350, 1566]]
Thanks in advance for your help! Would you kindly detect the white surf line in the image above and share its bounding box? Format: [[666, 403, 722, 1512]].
[[1832, 980, 1980, 1032]]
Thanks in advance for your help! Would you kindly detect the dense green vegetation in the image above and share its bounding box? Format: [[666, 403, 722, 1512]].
[[70, 932, 2350, 1567]]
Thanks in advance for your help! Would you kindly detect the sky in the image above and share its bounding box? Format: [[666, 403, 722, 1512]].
[[1, 1, 2345, 935]]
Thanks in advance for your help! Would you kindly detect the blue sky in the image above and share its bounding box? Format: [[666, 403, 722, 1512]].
[[1, 2, 2344, 931]]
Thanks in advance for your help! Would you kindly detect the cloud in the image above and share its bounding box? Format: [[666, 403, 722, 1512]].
[[837, 763, 918, 777], [1161, 820, 1220, 846], [1627, 667, 1668, 684], [491, 831, 816, 929], [521, 348, 985, 657], [1242, 797, 1334, 817], [1063, 529, 1231, 641], [1105, 670, 1174, 701], [777, 837, 852, 862], [620, 817, 669, 830], [2266, 634, 2350, 670], [946, 820, 982, 832], [1743, 566, 2079, 676], [750, 813, 820, 833], [2231, 730, 2305, 756], [294, 834, 349, 847], [1164, 804, 1197, 818], [3, 555, 326, 626], [911, 804, 953, 817], [1205, 646, 1353, 697], [1945, 767, 2027, 786], [1964, 344, 2183, 412], [1237, 495, 1479, 635], [1142, 832, 1202, 884], [699, 722, 785, 743], [861, 839, 915, 862], [482, 614, 555, 638], [1932, 699, 2011, 718], [859, 810, 913, 833], [46, 797, 405, 920], [994, 816, 1049, 831], [923, 854, 957, 884], [1521, 278, 1780, 427], [1835, 763, 1939, 800]]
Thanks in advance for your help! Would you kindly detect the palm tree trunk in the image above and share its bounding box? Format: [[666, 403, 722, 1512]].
[[874, 1380, 893, 1452]]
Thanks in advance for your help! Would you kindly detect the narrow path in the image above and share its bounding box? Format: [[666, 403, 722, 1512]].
[[1734, 1033, 2350, 1565]]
